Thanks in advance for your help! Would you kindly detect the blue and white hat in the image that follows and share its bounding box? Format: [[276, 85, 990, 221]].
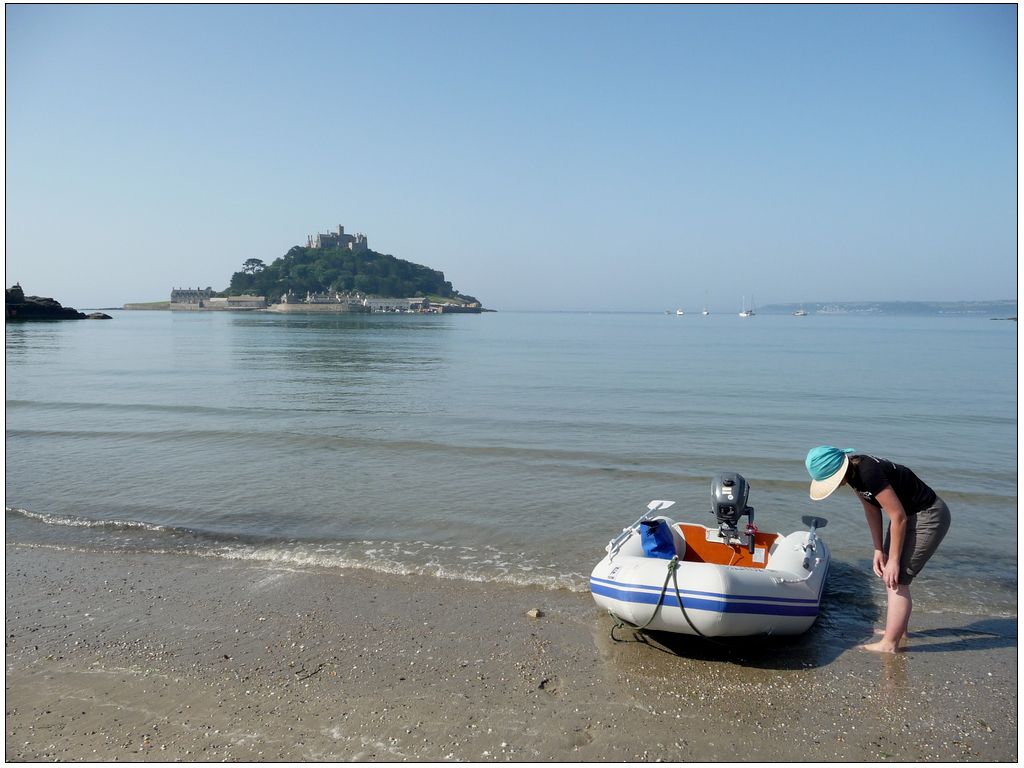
[[805, 446, 854, 500]]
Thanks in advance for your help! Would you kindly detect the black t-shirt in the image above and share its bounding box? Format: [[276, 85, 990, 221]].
[[847, 454, 937, 514]]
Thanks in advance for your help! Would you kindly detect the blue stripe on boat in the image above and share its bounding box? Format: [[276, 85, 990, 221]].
[[589, 578, 820, 617], [589, 575, 819, 605]]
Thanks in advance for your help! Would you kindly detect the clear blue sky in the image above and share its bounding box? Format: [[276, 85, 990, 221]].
[[6, 4, 1017, 310]]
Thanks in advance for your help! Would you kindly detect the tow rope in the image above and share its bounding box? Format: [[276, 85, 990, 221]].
[[609, 555, 709, 642]]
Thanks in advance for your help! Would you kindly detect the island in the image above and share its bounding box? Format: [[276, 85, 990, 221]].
[[130, 223, 488, 314]]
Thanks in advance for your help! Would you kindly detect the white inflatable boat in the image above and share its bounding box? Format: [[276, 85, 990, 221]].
[[590, 473, 829, 638]]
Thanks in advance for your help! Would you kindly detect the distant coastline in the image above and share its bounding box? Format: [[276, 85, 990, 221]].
[[696, 296, 1015, 315], [738, 300, 1016, 318]]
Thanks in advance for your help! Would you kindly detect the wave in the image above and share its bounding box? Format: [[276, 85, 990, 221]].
[[205, 543, 587, 592], [5, 399, 270, 418], [7, 506, 174, 533], [6, 507, 1015, 619], [4, 507, 588, 593]]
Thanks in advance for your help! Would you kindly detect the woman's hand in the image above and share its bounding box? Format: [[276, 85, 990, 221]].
[[872, 549, 887, 578], [882, 558, 902, 590]]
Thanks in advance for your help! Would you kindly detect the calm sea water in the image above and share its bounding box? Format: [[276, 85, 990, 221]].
[[5, 309, 1018, 629]]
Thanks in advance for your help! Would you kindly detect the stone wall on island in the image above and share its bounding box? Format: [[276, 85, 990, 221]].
[[267, 301, 371, 314]]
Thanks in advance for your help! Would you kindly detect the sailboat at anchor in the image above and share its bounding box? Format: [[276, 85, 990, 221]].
[[739, 295, 756, 318]]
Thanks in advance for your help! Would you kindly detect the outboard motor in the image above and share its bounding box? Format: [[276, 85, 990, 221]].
[[711, 472, 757, 553]]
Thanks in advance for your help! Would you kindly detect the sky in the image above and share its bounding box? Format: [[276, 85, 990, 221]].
[[5, 4, 1018, 311]]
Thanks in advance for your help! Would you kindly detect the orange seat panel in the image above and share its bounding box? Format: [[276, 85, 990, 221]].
[[678, 523, 778, 569]]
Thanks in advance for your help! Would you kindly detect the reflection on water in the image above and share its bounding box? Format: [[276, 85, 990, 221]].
[[229, 313, 452, 376], [4, 323, 67, 360], [878, 651, 910, 692]]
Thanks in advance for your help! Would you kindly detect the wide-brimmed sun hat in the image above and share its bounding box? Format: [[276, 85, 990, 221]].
[[805, 446, 855, 500]]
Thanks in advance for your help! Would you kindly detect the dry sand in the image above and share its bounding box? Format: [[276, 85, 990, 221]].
[[4, 545, 1017, 762]]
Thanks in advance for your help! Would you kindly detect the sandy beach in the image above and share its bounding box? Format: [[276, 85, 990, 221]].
[[5, 545, 1016, 762]]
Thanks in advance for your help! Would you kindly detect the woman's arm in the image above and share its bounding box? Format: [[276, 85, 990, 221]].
[[874, 486, 908, 590], [858, 494, 886, 577]]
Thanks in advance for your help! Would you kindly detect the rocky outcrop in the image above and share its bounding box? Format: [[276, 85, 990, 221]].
[[6, 284, 88, 320]]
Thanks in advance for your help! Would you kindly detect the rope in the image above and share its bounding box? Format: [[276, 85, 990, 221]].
[[609, 555, 678, 642], [727, 544, 740, 567], [670, 557, 709, 639], [610, 555, 735, 647]]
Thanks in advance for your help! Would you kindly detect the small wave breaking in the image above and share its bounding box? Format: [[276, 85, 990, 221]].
[[5, 506, 588, 593], [7, 506, 174, 533]]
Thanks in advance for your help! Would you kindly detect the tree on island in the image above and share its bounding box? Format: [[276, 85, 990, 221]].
[[225, 246, 479, 304]]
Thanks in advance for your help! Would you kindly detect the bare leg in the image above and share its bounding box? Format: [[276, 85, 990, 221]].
[[860, 584, 911, 653]]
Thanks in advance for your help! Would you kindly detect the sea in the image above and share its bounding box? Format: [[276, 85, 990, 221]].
[[5, 309, 1018, 636]]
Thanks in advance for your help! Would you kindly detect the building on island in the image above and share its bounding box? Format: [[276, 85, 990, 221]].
[[170, 287, 266, 311], [307, 225, 368, 252], [269, 290, 371, 314], [268, 291, 435, 314], [170, 287, 216, 305], [166, 285, 479, 314], [207, 295, 266, 309], [364, 297, 431, 313]]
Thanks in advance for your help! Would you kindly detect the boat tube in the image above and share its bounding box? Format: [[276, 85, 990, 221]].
[[590, 474, 829, 638]]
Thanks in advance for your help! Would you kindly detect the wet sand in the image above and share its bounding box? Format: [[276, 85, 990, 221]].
[[5, 545, 1017, 762]]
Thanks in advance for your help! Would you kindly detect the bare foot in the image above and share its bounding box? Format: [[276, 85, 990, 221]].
[[873, 628, 909, 647], [858, 639, 904, 653]]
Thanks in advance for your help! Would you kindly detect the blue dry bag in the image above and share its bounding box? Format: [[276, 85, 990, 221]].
[[639, 519, 676, 560]]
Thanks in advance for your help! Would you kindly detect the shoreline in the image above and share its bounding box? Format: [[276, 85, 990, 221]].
[[5, 545, 1016, 762]]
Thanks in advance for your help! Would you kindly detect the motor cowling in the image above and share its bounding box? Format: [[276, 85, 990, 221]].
[[711, 472, 754, 532]]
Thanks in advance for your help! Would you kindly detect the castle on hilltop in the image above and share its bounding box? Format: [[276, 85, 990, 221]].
[[307, 224, 368, 252]]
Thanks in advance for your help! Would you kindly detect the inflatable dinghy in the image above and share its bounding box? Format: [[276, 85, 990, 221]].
[[590, 473, 829, 638]]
